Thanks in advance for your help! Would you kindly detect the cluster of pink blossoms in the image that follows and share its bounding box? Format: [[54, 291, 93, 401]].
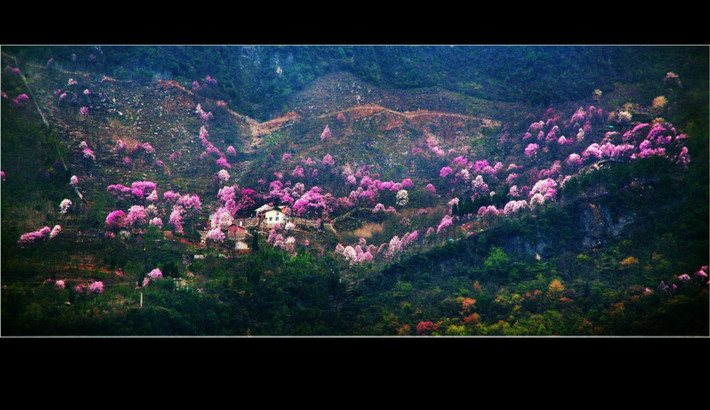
[[320, 125, 331, 141], [89, 281, 104, 294], [524, 143, 539, 158], [322, 153, 335, 166], [372, 203, 397, 214], [503, 200, 530, 216], [436, 214, 454, 234], [177, 193, 202, 212], [206, 227, 226, 243], [477, 205, 500, 219], [195, 103, 213, 122], [192, 75, 217, 92], [335, 231, 420, 265], [266, 224, 296, 253], [149, 217, 163, 228], [74, 281, 104, 295], [168, 207, 184, 232], [50, 225, 62, 238], [59, 199, 72, 214], [105, 210, 126, 228], [141, 268, 163, 287], [124, 205, 147, 226], [292, 186, 331, 217], [17, 226, 52, 245], [13, 93, 30, 107], [107, 181, 157, 201], [104, 182, 201, 233]]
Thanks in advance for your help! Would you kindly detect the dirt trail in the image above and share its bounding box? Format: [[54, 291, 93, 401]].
[[243, 103, 500, 138], [317, 103, 498, 125], [241, 103, 500, 151]]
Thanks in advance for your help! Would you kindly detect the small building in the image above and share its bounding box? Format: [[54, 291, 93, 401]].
[[227, 224, 249, 241], [262, 206, 290, 228], [234, 217, 259, 229], [235, 240, 250, 255]]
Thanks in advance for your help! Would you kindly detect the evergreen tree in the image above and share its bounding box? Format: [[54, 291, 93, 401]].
[[251, 230, 260, 252]]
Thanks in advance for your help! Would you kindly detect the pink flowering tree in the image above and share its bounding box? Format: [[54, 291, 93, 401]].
[[234, 188, 261, 217], [168, 206, 184, 233], [149, 217, 163, 228], [477, 205, 500, 225], [12, 93, 31, 108], [440, 166, 453, 178], [471, 175, 489, 199], [322, 153, 335, 167], [105, 210, 126, 230], [626, 121, 690, 167], [130, 181, 157, 201], [89, 281, 104, 295], [502, 200, 529, 219], [217, 169, 231, 183], [146, 190, 158, 202], [320, 125, 331, 141], [524, 143, 539, 158], [205, 227, 226, 244], [142, 268, 163, 287], [292, 186, 331, 218], [582, 143, 603, 160], [178, 194, 202, 213], [292, 165, 307, 178], [18, 226, 52, 246], [381, 236, 401, 259], [216, 156, 231, 169], [566, 153, 582, 167], [163, 190, 180, 203], [452, 155, 468, 168], [59, 198, 72, 214], [125, 205, 147, 227], [81, 146, 95, 162], [49, 225, 62, 239], [529, 193, 546, 209], [529, 178, 557, 200], [437, 214, 454, 236]]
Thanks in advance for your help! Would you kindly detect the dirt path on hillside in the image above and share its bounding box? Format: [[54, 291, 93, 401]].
[[242, 103, 501, 151], [246, 104, 500, 138], [317, 103, 499, 126]]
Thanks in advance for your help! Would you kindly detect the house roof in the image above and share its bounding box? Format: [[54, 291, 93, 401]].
[[265, 208, 287, 214], [228, 224, 247, 232]]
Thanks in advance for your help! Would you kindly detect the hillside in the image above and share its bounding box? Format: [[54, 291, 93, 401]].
[[1, 46, 708, 336]]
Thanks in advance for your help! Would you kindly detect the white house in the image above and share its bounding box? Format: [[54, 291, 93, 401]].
[[262, 206, 289, 228]]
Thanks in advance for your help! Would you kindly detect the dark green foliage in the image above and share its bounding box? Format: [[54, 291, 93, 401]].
[[251, 229, 260, 252], [483, 247, 511, 279]]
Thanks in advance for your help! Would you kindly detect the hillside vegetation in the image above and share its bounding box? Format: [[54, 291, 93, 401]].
[[1, 45, 708, 336]]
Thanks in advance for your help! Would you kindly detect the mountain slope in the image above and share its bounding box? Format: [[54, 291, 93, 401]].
[[2, 47, 707, 336]]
